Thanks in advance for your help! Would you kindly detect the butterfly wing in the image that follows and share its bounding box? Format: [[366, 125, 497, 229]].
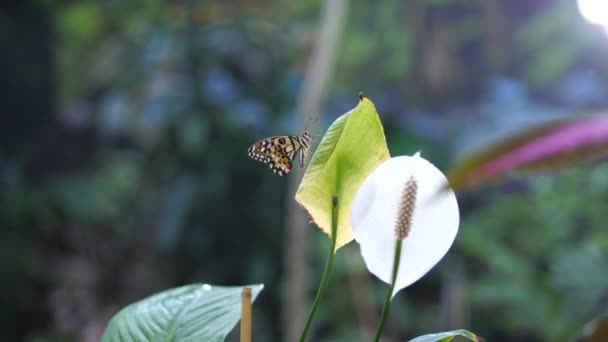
[[248, 136, 301, 176], [247, 137, 276, 164]]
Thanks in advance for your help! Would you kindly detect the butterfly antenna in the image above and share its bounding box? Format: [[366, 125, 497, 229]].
[[304, 117, 312, 131], [304, 115, 319, 131]]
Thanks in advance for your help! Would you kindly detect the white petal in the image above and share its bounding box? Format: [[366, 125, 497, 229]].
[[351, 155, 459, 297]]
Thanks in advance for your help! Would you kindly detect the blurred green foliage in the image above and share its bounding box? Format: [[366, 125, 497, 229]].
[[517, 1, 590, 87], [460, 166, 608, 340]]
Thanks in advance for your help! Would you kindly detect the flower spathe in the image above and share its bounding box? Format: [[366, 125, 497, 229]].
[[351, 153, 459, 297]]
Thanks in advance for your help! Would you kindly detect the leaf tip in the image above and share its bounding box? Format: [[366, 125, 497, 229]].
[[358, 91, 365, 100]]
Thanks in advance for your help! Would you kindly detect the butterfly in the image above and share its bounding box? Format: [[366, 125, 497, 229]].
[[248, 131, 312, 176]]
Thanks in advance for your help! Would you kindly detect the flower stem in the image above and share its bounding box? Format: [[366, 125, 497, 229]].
[[299, 195, 339, 342], [373, 238, 402, 342]]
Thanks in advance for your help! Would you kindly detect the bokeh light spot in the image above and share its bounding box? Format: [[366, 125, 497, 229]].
[[578, 0, 608, 32]]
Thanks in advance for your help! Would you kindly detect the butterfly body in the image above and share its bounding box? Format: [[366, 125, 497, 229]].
[[248, 131, 312, 176]]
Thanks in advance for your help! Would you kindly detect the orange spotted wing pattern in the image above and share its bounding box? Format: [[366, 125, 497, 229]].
[[248, 131, 312, 176]]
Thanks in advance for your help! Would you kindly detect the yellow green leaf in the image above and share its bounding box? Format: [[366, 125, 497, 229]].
[[296, 94, 390, 251]]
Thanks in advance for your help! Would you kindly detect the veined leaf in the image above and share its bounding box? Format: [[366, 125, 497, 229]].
[[408, 329, 485, 342], [102, 283, 264, 342], [296, 94, 390, 251], [447, 114, 608, 191]]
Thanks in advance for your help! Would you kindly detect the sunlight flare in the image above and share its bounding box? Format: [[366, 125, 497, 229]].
[[578, 0, 608, 32]]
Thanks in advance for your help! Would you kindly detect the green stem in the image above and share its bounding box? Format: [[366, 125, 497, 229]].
[[299, 195, 339, 342], [373, 238, 402, 342]]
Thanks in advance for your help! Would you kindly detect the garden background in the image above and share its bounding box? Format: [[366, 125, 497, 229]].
[[2, 0, 608, 341]]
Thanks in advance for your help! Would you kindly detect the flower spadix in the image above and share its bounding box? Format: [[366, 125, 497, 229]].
[[351, 153, 459, 297]]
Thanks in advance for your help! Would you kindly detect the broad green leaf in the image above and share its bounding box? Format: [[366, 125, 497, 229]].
[[408, 329, 485, 342], [296, 94, 390, 250], [447, 114, 608, 191], [102, 283, 264, 342]]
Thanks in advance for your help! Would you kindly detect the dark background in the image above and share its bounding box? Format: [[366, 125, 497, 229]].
[[2, 0, 608, 341]]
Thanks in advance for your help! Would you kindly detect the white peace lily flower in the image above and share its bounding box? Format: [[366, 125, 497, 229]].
[[351, 152, 459, 297]]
